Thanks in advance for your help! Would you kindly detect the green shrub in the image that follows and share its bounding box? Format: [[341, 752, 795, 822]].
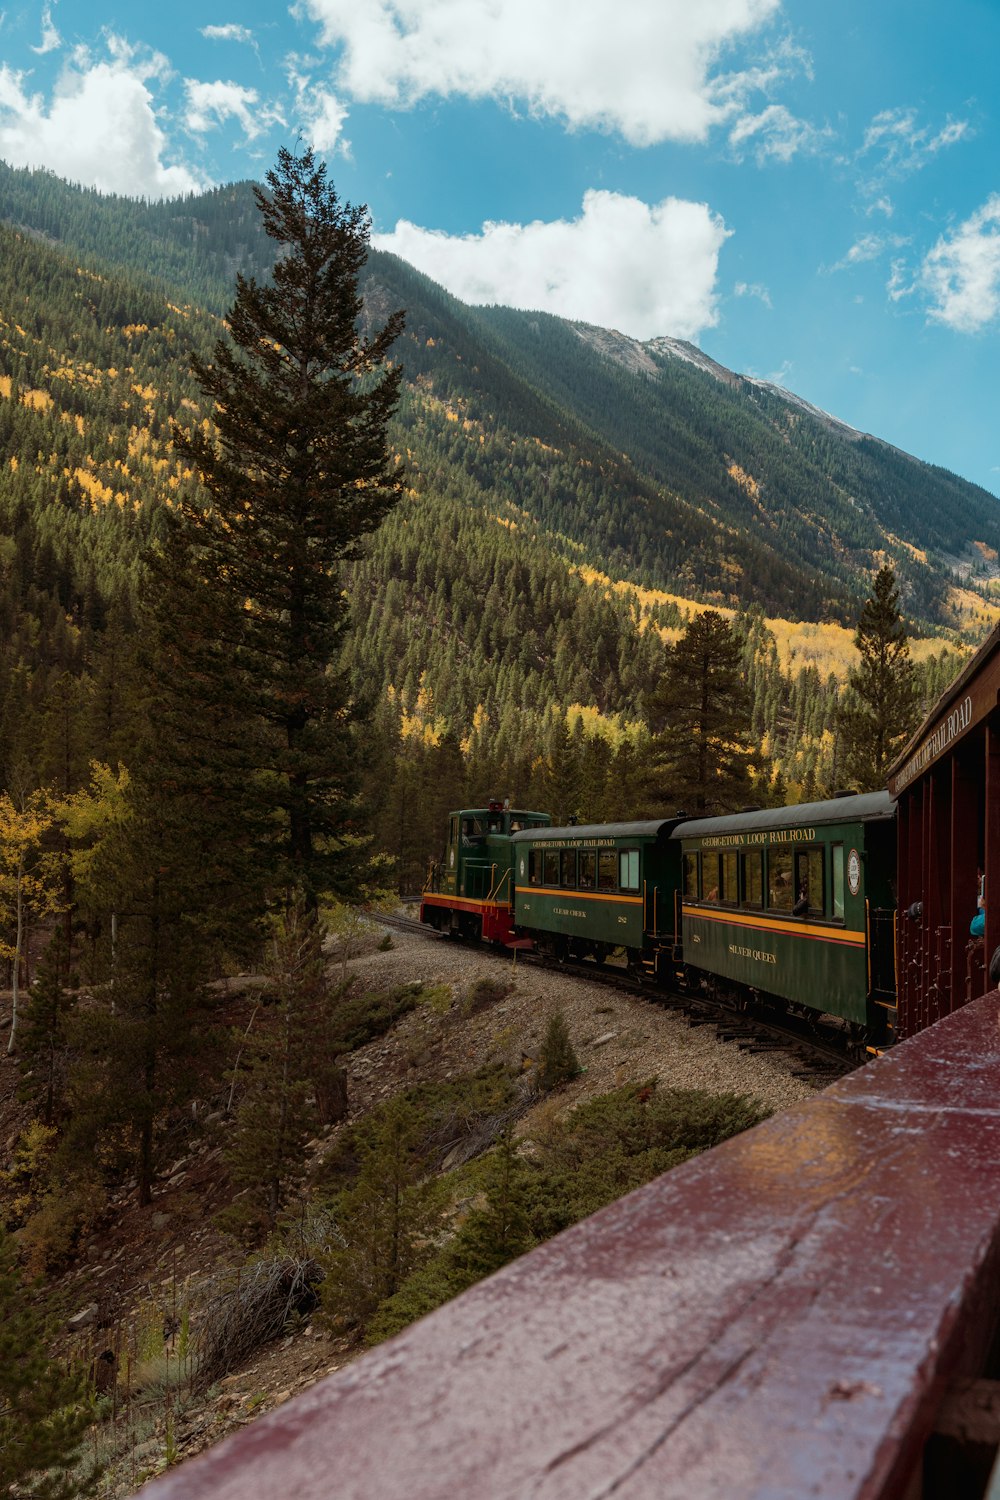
[[420, 984, 454, 1017], [365, 1255, 459, 1344], [368, 1127, 534, 1345], [524, 1082, 769, 1236], [460, 976, 512, 1017], [319, 1100, 443, 1332], [349, 1081, 767, 1347], [19, 1171, 107, 1278], [316, 1065, 521, 1191], [327, 982, 424, 1055], [0, 1121, 58, 1227], [536, 1010, 580, 1092]]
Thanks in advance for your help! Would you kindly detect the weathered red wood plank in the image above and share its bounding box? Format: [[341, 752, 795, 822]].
[[141, 994, 1000, 1500]]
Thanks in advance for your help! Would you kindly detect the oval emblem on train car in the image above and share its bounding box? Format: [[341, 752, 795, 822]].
[[848, 848, 861, 896], [449, 850, 455, 868], [519, 859, 525, 878]]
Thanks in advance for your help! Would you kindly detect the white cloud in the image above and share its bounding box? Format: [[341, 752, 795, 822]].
[[861, 107, 971, 177], [734, 280, 771, 306], [301, 87, 349, 154], [712, 34, 813, 104], [299, 0, 783, 147], [920, 196, 1000, 333], [886, 258, 914, 304], [827, 231, 909, 273], [286, 58, 350, 154], [201, 24, 257, 45], [185, 78, 282, 140], [728, 102, 830, 163], [374, 190, 729, 340], [0, 42, 205, 197], [31, 4, 60, 55]]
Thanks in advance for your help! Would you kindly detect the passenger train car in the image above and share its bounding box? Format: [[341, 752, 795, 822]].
[[422, 792, 900, 1053], [510, 818, 684, 972], [677, 793, 897, 1049]]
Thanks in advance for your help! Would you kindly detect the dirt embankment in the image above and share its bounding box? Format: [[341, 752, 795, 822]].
[[1, 924, 815, 1493]]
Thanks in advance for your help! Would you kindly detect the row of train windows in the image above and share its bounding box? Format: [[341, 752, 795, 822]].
[[527, 848, 641, 893], [684, 845, 847, 921]]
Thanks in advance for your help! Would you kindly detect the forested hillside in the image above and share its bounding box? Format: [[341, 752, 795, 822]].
[[0, 161, 992, 894], [4, 160, 999, 623], [0, 154, 992, 1493], [0, 161, 272, 315]]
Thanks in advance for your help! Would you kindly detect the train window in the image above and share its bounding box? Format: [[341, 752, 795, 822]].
[[742, 851, 763, 909], [719, 851, 738, 904], [832, 844, 845, 920], [703, 853, 720, 902], [560, 850, 577, 887], [579, 851, 596, 888], [598, 851, 617, 891], [768, 849, 793, 910], [543, 851, 560, 886], [529, 851, 542, 886], [683, 852, 700, 899], [794, 848, 825, 917], [619, 849, 639, 891]]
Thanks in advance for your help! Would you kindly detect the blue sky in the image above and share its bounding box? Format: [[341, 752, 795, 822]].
[[2, 0, 999, 499]]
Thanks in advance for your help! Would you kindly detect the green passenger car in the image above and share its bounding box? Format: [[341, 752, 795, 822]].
[[512, 820, 683, 967], [674, 792, 897, 1048]]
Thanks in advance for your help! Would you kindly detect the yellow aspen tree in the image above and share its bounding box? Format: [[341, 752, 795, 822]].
[[0, 788, 60, 1055]]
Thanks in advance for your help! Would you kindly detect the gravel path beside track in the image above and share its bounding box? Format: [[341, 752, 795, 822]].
[[338, 923, 817, 1119]]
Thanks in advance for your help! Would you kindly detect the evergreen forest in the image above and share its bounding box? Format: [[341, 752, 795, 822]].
[[0, 153, 996, 1493], [0, 162, 988, 894]]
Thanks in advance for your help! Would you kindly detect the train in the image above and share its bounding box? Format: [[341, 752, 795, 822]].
[[421, 616, 1000, 1052], [420, 790, 902, 1055]]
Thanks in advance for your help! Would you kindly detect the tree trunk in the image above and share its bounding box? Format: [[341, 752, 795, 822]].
[[137, 881, 161, 1207], [7, 857, 24, 1055]]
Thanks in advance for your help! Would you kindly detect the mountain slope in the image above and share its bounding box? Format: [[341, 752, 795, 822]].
[[457, 299, 999, 625], [2, 160, 998, 632]]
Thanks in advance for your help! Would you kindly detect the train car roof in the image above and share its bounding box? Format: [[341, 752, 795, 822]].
[[450, 807, 548, 818], [674, 790, 895, 841], [888, 619, 1000, 797], [511, 818, 683, 843]]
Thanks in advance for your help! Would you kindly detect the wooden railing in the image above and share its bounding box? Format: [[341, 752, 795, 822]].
[[141, 991, 1000, 1500]]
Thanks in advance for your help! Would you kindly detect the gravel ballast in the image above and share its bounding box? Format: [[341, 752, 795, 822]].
[[337, 923, 817, 1119]]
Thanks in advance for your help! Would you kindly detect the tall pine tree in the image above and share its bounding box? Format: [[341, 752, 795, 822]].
[[838, 566, 921, 791], [0, 1227, 94, 1498], [644, 611, 764, 815], [163, 145, 405, 909]]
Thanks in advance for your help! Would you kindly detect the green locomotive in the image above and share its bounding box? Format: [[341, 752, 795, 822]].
[[421, 801, 551, 942]]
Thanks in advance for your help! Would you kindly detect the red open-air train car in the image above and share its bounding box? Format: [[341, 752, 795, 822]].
[[890, 619, 1000, 1038]]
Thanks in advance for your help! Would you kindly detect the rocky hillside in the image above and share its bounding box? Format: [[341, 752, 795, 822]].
[[2, 926, 813, 1495]]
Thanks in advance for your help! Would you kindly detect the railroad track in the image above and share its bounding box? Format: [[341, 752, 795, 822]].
[[372, 910, 856, 1086]]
